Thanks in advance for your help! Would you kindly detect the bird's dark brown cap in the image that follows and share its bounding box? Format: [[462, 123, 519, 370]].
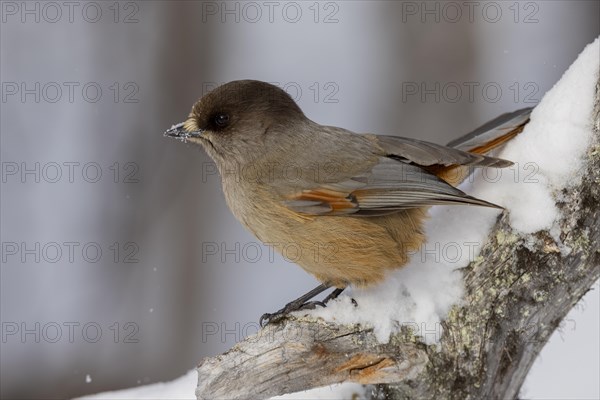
[[164, 80, 305, 140]]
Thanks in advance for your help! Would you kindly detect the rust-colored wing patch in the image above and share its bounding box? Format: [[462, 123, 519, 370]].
[[286, 188, 358, 215]]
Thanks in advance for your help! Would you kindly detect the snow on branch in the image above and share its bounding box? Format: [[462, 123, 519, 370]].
[[196, 38, 600, 400]]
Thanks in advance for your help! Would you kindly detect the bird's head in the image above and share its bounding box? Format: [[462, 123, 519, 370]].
[[165, 80, 305, 166]]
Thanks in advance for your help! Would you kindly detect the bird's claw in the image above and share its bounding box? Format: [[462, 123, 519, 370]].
[[259, 300, 326, 327]]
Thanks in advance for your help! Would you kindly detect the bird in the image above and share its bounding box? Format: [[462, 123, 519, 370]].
[[164, 80, 531, 326]]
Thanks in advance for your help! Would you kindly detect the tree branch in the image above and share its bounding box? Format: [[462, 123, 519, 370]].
[[196, 78, 600, 400]]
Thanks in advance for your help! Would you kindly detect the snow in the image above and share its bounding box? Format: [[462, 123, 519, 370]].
[[76, 36, 599, 400], [76, 370, 197, 400], [76, 369, 368, 400], [475, 36, 600, 233], [271, 383, 368, 399], [308, 36, 599, 344]]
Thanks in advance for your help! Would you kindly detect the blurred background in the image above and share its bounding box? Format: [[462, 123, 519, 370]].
[[1, 1, 598, 399]]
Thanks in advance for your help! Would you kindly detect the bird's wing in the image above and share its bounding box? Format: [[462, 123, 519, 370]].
[[283, 157, 500, 216], [281, 108, 531, 217]]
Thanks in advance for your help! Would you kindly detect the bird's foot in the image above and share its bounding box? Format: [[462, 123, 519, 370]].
[[259, 299, 325, 327], [259, 284, 346, 327]]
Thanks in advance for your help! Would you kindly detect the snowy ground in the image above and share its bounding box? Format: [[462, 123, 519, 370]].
[[78, 37, 599, 400]]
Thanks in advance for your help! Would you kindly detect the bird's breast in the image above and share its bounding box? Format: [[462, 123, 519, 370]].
[[220, 176, 428, 287]]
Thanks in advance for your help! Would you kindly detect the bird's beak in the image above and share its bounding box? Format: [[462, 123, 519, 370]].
[[164, 122, 203, 142]]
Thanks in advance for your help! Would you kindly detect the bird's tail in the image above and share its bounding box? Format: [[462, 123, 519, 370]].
[[448, 107, 532, 154], [433, 107, 533, 186]]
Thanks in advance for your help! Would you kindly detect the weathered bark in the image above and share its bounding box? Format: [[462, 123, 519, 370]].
[[196, 78, 600, 400]]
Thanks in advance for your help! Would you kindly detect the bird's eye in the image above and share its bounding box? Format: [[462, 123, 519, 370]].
[[213, 113, 230, 128]]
